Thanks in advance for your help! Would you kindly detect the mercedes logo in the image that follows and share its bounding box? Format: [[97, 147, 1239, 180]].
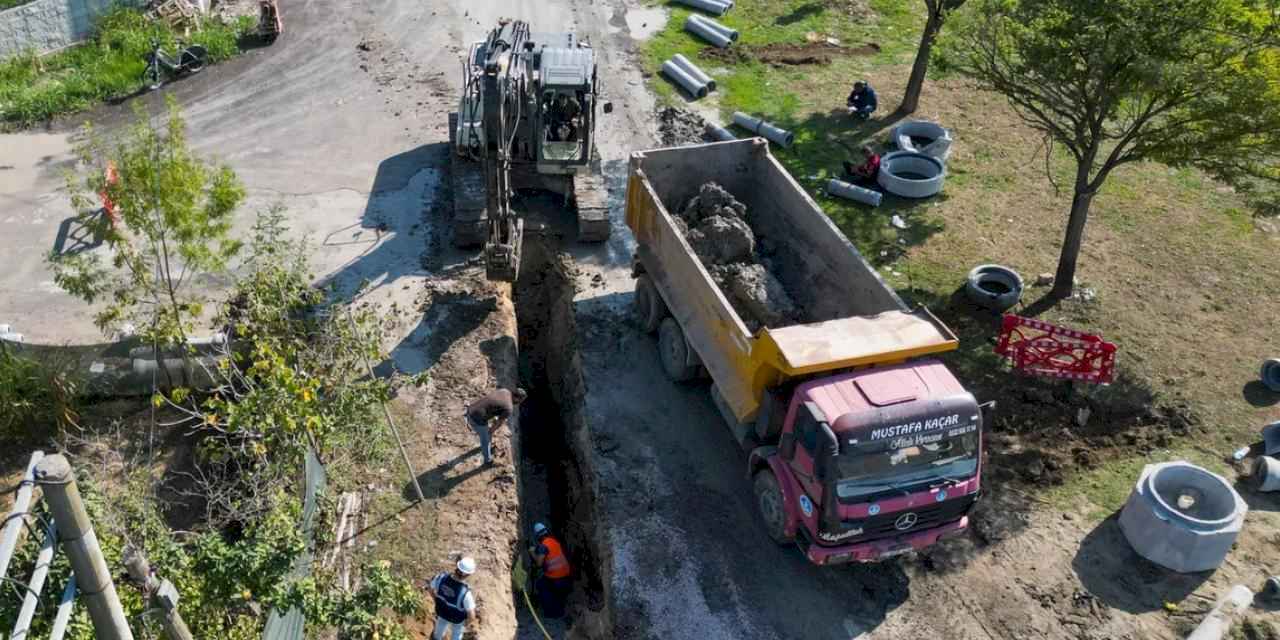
[[894, 512, 918, 531]]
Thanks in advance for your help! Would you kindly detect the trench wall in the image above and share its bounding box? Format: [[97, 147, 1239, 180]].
[[0, 0, 147, 58]]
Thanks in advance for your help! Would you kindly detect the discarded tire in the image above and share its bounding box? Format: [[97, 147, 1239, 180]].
[[876, 151, 945, 198], [892, 120, 954, 163], [1118, 461, 1247, 573], [1261, 358, 1280, 392], [965, 264, 1023, 312], [1254, 456, 1280, 492]]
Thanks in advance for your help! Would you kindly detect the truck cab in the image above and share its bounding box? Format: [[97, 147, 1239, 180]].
[[750, 360, 982, 564]]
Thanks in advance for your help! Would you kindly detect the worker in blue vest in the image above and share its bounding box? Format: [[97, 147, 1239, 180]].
[[846, 80, 878, 120], [427, 557, 478, 640]]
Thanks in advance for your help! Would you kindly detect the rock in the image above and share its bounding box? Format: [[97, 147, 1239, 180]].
[[1035, 273, 1055, 287], [727, 264, 798, 328], [691, 215, 754, 264]]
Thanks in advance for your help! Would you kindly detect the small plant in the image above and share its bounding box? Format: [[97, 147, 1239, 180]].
[[0, 345, 80, 444]]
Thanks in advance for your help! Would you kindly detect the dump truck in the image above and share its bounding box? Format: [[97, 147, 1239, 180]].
[[625, 138, 985, 565]]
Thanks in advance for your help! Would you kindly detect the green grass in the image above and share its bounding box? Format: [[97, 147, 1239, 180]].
[[0, 0, 35, 10], [0, 8, 254, 126]]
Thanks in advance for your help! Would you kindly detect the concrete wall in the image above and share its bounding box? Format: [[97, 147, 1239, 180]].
[[0, 0, 141, 59]]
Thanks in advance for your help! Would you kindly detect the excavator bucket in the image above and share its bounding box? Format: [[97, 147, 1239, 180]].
[[484, 218, 524, 282]]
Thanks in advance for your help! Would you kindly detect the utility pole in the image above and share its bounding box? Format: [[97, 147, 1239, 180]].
[[35, 454, 134, 640], [123, 547, 194, 640]]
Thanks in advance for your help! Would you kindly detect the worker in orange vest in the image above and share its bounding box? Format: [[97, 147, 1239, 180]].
[[528, 521, 572, 618]]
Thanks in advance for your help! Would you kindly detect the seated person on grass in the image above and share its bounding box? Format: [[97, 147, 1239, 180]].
[[842, 146, 881, 186]]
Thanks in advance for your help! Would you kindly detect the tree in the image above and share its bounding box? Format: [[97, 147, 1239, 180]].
[[899, 0, 967, 114], [50, 97, 245, 347], [940, 0, 1280, 298]]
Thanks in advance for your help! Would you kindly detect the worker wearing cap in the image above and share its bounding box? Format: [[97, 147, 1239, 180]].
[[427, 557, 478, 640], [846, 80, 878, 121], [528, 522, 572, 618], [466, 387, 527, 465]]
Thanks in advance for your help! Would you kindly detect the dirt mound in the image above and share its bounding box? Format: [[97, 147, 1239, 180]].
[[675, 183, 800, 330], [657, 107, 711, 147], [702, 41, 880, 67]]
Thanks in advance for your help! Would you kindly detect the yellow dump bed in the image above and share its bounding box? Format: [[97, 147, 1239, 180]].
[[625, 139, 958, 426]]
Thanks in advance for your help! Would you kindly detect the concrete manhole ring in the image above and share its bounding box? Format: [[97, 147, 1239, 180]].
[[876, 151, 946, 198]]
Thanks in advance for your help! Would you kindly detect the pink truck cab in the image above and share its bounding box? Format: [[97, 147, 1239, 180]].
[[748, 360, 983, 564]]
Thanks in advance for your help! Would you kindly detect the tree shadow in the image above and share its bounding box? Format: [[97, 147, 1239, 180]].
[[1072, 514, 1213, 613], [401, 447, 493, 502], [1018, 290, 1066, 318], [379, 290, 499, 377], [1242, 381, 1279, 407], [51, 211, 107, 256], [1234, 477, 1280, 514], [774, 2, 825, 25]]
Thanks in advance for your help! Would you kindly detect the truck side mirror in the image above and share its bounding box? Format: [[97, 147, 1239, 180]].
[[814, 422, 839, 482], [603, 101, 614, 114], [979, 401, 996, 428], [779, 432, 795, 460]]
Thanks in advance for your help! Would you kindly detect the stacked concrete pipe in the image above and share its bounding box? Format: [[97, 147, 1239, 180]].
[[672, 54, 716, 91], [689, 14, 739, 42], [661, 60, 709, 98], [684, 15, 732, 48], [731, 112, 794, 148], [674, 0, 731, 16], [826, 179, 882, 207]]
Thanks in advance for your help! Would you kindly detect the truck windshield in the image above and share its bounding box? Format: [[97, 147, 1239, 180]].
[[834, 432, 978, 500]]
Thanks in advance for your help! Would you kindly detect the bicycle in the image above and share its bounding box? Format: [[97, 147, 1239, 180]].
[[141, 40, 208, 91]]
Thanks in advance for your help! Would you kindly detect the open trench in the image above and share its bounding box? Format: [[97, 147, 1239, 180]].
[[511, 238, 613, 635]]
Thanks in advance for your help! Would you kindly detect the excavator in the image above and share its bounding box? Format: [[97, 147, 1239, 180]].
[[449, 20, 612, 282]]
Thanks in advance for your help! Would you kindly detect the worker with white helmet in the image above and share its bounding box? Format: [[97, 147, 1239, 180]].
[[426, 556, 478, 640]]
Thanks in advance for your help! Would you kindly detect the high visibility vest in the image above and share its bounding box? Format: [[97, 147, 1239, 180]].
[[433, 573, 470, 624], [540, 536, 571, 579]]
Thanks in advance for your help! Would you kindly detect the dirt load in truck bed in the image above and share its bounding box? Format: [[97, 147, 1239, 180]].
[[673, 182, 804, 331]]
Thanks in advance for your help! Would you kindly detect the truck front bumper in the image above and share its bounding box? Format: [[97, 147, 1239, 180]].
[[806, 516, 969, 565]]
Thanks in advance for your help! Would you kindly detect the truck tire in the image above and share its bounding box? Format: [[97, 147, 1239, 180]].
[[658, 317, 698, 382], [633, 275, 667, 334], [753, 471, 791, 545]]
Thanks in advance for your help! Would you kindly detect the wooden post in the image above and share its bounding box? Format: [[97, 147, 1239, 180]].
[[35, 454, 134, 640], [122, 547, 194, 640]]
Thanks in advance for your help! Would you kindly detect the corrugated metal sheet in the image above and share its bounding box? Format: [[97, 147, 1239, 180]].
[[262, 448, 326, 640], [539, 46, 593, 87]]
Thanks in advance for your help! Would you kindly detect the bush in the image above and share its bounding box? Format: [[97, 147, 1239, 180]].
[[0, 345, 79, 444], [0, 7, 252, 125]]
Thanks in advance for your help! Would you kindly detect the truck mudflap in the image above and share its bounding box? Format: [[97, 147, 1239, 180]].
[[803, 516, 969, 565]]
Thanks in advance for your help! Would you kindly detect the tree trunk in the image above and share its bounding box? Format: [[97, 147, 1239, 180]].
[[1050, 184, 1095, 299], [898, 5, 944, 114]]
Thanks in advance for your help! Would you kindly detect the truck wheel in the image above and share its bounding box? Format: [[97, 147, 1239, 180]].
[[658, 318, 698, 382], [633, 275, 666, 333], [753, 471, 791, 545]]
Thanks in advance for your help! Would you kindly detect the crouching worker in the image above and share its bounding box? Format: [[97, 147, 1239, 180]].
[[846, 80, 877, 120], [427, 557, 478, 640], [841, 146, 881, 187]]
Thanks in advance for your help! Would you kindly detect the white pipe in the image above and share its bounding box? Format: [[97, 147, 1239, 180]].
[[827, 179, 882, 207], [661, 60, 709, 98], [672, 54, 716, 91], [673, 0, 730, 15], [0, 451, 45, 581], [1186, 585, 1254, 640], [690, 14, 739, 41], [731, 111, 795, 148], [10, 521, 57, 640], [684, 15, 732, 48], [49, 574, 77, 640], [1253, 456, 1280, 492], [705, 122, 736, 142]]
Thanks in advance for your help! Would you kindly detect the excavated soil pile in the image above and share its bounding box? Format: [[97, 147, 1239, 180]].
[[674, 183, 801, 330], [657, 106, 712, 147], [702, 41, 880, 66]]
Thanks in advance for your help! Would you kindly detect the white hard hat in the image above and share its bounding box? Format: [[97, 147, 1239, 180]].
[[532, 522, 548, 537], [457, 556, 476, 576]]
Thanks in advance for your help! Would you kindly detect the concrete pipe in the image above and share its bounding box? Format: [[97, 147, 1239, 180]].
[[1118, 461, 1247, 573], [661, 60, 709, 99], [826, 179, 882, 207], [672, 54, 716, 92], [705, 122, 736, 142], [1253, 456, 1280, 492], [690, 14, 740, 42], [1263, 420, 1280, 456], [877, 150, 945, 198], [684, 15, 732, 48], [1185, 585, 1255, 640], [1261, 358, 1280, 392], [731, 112, 795, 148], [673, 0, 731, 15]]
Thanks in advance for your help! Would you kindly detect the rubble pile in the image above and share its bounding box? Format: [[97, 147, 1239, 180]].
[[675, 183, 800, 330], [658, 106, 712, 147]]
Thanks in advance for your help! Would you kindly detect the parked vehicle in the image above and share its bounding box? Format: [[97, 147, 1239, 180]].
[[141, 40, 208, 91], [625, 138, 987, 565]]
